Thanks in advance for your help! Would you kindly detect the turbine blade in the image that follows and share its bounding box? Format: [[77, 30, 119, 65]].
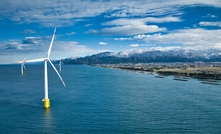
[[22, 57, 27, 70], [25, 58, 46, 63], [16, 61, 22, 64], [23, 56, 27, 62], [59, 60, 64, 65], [48, 59, 66, 87], [16, 56, 27, 64], [23, 63, 26, 70], [47, 27, 56, 58]]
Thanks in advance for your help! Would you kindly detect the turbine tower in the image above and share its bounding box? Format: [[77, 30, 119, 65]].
[[25, 27, 66, 108], [17, 57, 27, 74], [58, 59, 64, 71]]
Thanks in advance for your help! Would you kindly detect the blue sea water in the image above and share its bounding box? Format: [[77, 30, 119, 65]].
[[0, 64, 221, 133]]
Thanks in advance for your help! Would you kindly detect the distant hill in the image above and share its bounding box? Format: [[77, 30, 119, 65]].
[[61, 49, 221, 64]]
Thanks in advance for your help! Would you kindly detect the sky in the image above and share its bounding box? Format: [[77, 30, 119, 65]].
[[0, 0, 221, 64]]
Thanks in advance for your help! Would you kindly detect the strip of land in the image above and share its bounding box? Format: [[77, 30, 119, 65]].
[[97, 63, 221, 80]]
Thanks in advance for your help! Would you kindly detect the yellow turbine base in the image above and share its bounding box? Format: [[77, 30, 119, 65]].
[[43, 98, 50, 108]]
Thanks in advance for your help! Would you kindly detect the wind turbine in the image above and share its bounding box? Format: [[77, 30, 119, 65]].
[[58, 59, 64, 71], [25, 27, 66, 108], [17, 57, 27, 74]]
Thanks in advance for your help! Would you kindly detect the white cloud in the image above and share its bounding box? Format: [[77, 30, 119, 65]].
[[115, 37, 156, 41], [129, 43, 155, 47], [130, 44, 139, 47], [0, 39, 109, 63], [20, 29, 36, 34], [142, 28, 221, 49], [204, 14, 217, 18], [85, 29, 98, 34], [133, 34, 150, 39], [2, 39, 103, 56], [114, 34, 152, 40], [66, 32, 76, 36], [0, 0, 220, 27], [98, 25, 166, 36], [53, 41, 94, 54], [99, 42, 107, 45], [41, 41, 111, 60], [114, 37, 132, 41], [96, 17, 180, 35], [0, 36, 53, 55], [22, 37, 42, 45], [85, 24, 93, 27], [103, 17, 181, 26], [199, 21, 221, 27]]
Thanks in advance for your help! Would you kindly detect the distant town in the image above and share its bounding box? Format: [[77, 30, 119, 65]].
[[97, 62, 221, 80]]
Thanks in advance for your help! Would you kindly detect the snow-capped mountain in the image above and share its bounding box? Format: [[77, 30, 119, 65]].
[[115, 49, 221, 59], [65, 49, 221, 64]]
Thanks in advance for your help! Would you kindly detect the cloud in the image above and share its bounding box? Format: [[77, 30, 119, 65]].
[[0, 38, 109, 60], [103, 17, 181, 26], [50, 41, 111, 59], [85, 24, 92, 27], [93, 16, 182, 36], [0, 41, 30, 55], [129, 43, 155, 47], [19, 29, 36, 34], [85, 29, 98, 34], [199, 21, 221, 27], [99, 42, 107, 45], [133, 34, 149, 39], [130, 44, 139, 47], [96, 25, 166, 36], [0, 0, 112, 27], [114, 37, 132, 41], [4, 44, 20, 50], [0, 39, 110, 64], [22, 37, 42, 44], [66, 32, 76, 36], [88, 16, 180, 36], [142, 28, 221, 49], [0, 0, 220, 27], [53, 41, 95, 54], [114, 34, 152, 40], [204, 14, 217, 18], [0, 34, 62, 55], [105, 1, 221, 18], [0, 36, 51, 54]]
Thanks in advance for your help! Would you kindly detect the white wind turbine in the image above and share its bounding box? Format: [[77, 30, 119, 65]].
[[58, 59, 64, 71], [17, 57, 27, 74], [25, 27, 66, 108]]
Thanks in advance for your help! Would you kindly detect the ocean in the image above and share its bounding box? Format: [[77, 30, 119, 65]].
[[0, 64, 221, 133]]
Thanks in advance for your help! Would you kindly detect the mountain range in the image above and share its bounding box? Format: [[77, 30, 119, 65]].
[[62, 49, 221, 64]]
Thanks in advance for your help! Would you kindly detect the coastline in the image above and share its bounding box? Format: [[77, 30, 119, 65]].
[[97, 63, 221, 80]]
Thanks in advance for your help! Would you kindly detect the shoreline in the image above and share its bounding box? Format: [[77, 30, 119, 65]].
[[97, 64, 221, 80]]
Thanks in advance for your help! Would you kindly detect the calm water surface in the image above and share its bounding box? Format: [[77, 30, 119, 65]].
[[0, 65, 221, 133]]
